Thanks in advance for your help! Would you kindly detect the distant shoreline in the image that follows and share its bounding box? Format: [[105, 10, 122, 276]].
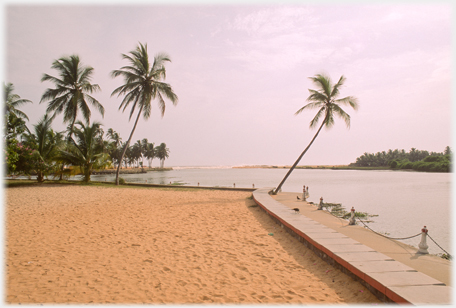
[[232, 165, 391, 170], [92, 167, 173, 175]]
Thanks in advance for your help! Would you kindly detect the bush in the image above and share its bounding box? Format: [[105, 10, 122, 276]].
[[423, 155, 444, 163], [118, 177, 126, 185], [399, 160, 414, 170]]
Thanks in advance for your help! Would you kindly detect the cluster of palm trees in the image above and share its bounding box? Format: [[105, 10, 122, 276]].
[[108, 137, 170, 170], [352, 147, 451, 167], [7, 41, 361, 188], [4, 42, 178, 184]]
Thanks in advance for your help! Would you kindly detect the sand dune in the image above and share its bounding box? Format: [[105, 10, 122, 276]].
[[5, 185, 380, 304]]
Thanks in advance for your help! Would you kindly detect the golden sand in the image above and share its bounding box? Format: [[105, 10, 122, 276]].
[[5, 185, 380, 304]]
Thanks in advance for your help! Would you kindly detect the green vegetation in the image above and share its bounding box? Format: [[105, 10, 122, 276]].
[[111, 42, 178, 185], [310, 201, 378, 222], [274, 74, 358, 194], [40, 54, 105, 140], [4, 43, 176, 183], [351, 147, 452, 172]]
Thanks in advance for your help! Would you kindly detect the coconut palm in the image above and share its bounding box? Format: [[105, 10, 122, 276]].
[[106, 128, 122, 168], [27, 114, 63, 182], [4, 83, 32, 121], [156, 143, 169, 168], [144, 142, 155, 168], [111, 42, 178, 185], [107, 128, 122, 148], [40, 55, 104, 140], [58, 120, 110, 182], [273, 74, 358, 194], [132, 141, 143, 167]]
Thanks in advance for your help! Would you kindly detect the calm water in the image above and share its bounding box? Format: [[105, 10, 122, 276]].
[[88, 167, 452, 255]]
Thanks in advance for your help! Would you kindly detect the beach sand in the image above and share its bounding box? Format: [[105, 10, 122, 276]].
[[5, 185, 381, 304]]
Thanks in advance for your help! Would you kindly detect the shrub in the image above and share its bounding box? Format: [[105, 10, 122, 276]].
[[118, 177, 126, 185], [399, 160, 414, 170], [389, 160, 398, 169], [423, 155, 444, 163]]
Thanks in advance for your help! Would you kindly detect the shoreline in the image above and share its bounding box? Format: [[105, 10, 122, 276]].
[[92, 167, 173, 175], [232, 165, 390, 170]]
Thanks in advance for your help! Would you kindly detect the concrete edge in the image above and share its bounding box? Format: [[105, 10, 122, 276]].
[[92, 181, 256, 192], [252, 188, 452, 305]]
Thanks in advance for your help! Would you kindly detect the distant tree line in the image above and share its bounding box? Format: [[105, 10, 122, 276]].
[[350, 147, 452, 172]]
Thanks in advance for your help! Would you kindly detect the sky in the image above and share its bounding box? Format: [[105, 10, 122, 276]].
[[3, 0, 454, 167]]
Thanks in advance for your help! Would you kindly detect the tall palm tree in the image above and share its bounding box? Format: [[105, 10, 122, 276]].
[[111, 42, 178, 185], [273, 74, 358, 194], [4, 83, 32, 121], [58, 120, 110, 182], [40, 55, 105, 140]]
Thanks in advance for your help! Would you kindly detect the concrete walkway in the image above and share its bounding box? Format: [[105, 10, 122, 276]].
[[253, 188, 452, 305]]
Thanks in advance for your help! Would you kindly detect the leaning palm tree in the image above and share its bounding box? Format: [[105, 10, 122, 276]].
[[111, 42, 178, 185], [273, 74, 358, 194], [4, 83, 32, 121], [40, 55, 105, 140]]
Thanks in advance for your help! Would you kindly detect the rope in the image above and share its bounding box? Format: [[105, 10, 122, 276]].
[[317, 203, 450, 256], [427, 233, 452, 258], [355, 217, 421, 240], [318, 206, 453, 259]]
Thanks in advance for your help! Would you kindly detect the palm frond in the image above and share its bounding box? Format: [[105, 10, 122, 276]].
[[309, 107, 326, 129], [295, 101, 322, 115], [331, 103, 351, 128], [310, 74, 332, 97], [334, 96, 359, 111], [330, 75, 346, 98]]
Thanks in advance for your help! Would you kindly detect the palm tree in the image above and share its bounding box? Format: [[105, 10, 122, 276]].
[[273, 74, 358, 194], [106, 128, 122, 168], [141, 138, 149, 167], [132, 141, 143, 167], [40, 55, 105, 140], [107, 128, 122, 148], [4, 83, 32, 121], [27, 114, 62, 182], [156, 143, 169, 168], [58, 120, 110, 182], [144, 142, 155, 168], [111, 42, 178, 185]]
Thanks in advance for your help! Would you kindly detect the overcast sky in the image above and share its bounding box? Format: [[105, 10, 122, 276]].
[[4, 1, 453, 167]]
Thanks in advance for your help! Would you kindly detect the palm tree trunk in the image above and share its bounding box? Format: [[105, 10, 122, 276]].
[[115, 105, 144, 185], [59, 118, 77, 180], [273, 119, 326, 194]]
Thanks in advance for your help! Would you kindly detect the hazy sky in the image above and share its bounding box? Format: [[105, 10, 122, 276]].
[[4, 1, 453, 167]]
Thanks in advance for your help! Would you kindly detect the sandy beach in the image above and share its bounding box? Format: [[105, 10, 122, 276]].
[[5, 185, 381, 304]]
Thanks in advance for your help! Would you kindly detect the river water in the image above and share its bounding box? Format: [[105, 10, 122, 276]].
[[88, 167, 452, 255]]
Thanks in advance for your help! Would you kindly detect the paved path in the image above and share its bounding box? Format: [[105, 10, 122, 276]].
[[253, 188, 452, 304]]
